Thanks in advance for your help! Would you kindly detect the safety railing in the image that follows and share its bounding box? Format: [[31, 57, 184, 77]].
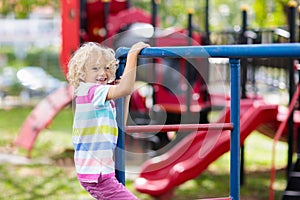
[[115, 43, 300, 200]]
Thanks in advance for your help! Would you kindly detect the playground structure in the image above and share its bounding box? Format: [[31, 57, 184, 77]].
[[15, 0, 211, 155], [115, 44, 300, 199], [12, 0, 300, 199], [59, 0, 211, 151]]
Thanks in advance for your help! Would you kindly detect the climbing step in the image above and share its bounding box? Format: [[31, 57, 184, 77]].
[[285, 172, 300, 191], [282, 191, 300, 200], [282, 158, 300, 200]]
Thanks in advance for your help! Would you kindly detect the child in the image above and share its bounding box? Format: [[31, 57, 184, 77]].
[[67, 41, 149, 200]]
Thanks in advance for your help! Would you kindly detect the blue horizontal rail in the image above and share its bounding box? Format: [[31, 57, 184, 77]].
[[116, 43, 300, 58], [115, 43, 300, 200]]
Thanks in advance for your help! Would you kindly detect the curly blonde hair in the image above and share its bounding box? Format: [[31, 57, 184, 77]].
[[67, 42, 119, 88]]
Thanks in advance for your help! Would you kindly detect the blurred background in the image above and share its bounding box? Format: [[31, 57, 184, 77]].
[[0, 0, 292, 106], [0, 1, 298, 200]]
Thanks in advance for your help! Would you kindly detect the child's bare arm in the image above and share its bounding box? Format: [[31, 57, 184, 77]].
[[123, 95, 130, 124], [114, 78, 131, 125], [107, 42, 149, 100]]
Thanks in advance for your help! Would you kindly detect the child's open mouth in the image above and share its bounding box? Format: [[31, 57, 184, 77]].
[[96, 77, 107, 84]]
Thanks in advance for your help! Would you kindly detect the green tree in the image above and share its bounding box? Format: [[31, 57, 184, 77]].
[[253, 0, 289, 28], [131, 0, 292, 31], [0, 0, 293, 30], [0, 0, 59, 18]]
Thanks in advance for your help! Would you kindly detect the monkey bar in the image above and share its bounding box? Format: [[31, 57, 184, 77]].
[[115, 43, 300, 200]]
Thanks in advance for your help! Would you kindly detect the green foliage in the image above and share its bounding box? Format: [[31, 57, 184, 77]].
[[272, 0, 288, 26], [0, 46, 65, 81], [0, 0, 59, 19], [131, 0, 291, 31], [253, 0, 287, 28], [253, 0, 268, 28], [0, 0, 292, 31], [26, 47, 65, 80], [0, 47, 16, 65], [0, 164, 90, 200], [6, 82, 23, 96]]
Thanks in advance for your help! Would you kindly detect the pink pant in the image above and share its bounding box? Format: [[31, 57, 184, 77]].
[[80, 176, 138, 200]]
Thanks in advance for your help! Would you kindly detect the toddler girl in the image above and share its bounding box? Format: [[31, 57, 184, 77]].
[[67, 41, 149, 200]]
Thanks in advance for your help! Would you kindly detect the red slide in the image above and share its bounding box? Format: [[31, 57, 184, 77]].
[[14, 84, 73, 157], [134, 100, 279, 197]]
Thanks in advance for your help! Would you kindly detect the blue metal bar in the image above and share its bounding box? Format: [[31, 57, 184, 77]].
[[114, 43, 300, 195], [229, 58, 241, 200], [115, 98, 125, 185], [116, 43, 300, 59], [115, 58, 126, 185]]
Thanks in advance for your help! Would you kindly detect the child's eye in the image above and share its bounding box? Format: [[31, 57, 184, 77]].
[[105, 66, 110, 70], [92, 67, 98, 71]]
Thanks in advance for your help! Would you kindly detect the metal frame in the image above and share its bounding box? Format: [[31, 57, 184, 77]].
[[115, 43, 300, 200]]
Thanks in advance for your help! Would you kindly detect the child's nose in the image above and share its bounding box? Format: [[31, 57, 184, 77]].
[[98, 68, 105, 75]]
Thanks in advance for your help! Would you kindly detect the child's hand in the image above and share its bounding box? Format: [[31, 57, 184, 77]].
[[114, 78, 121, 85], [128, 42, 150, 56]]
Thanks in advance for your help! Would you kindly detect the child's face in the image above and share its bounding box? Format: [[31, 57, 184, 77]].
[[84, 59, 113, 85]]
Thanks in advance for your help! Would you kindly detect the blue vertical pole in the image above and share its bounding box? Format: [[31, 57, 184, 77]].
[[115, 58, 126, 185], [229, 58, 240, 200]]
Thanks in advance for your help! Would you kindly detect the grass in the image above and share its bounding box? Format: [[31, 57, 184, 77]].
[[0, 106, 289, 199]]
